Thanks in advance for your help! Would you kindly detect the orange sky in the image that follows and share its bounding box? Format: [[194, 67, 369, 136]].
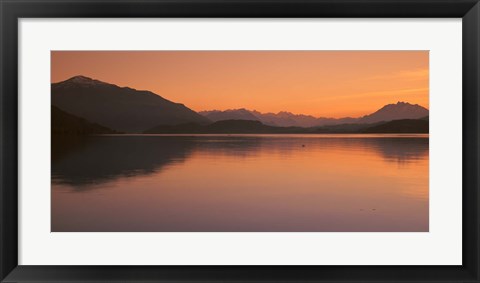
[[51, 51, 428, 118]]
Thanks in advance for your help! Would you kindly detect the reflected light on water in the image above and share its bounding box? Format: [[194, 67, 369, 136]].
[[52, 134, 428, 232]]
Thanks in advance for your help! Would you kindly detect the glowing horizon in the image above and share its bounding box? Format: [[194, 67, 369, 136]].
[[51, 51, 429, 118]]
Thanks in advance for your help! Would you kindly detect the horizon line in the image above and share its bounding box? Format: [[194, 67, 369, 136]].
[[53, 75, 429, 119]]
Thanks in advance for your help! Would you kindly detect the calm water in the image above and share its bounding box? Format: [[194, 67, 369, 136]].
[[51, 134, 429, 232]]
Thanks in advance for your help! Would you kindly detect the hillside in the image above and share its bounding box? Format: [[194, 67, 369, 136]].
[[52, 76, 210, 133], [52, 105, 117, 135], [145, 118, 428, 134], [145, 120, 304, 134], [363, 119, 429, 133]]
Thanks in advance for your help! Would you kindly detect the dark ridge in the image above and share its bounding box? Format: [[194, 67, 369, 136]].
[[145, 118, 429, 134], [363, 119, 429, 134], [52, 105, 118, 135], [145, 119, 305, 134]]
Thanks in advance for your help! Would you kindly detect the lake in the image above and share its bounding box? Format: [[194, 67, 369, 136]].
[[51, 134, 429, 232]]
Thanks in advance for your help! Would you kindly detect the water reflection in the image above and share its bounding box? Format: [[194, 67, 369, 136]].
[[52, 136, 197, 187], [52, 135, 428, 187], [52, 134, 429, 232]]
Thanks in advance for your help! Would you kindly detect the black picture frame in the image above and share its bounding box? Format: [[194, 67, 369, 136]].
[[1, 0, 479, 282]]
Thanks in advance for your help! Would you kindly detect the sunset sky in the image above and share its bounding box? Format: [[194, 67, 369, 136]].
[[51, 51, 428, 118]]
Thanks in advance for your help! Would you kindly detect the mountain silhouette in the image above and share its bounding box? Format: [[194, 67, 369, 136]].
[[363, 119, 429, 133], [52, 76, 210, 133], [145, 119, 305, 134], [199, 109, 324, 127], [145, 118, 428, 134], [51, 76, 428, 133], [52, 105, 117, 135], [199, 109, 259, 122], [358, 102, 429, 124], [199, 102, 428, 127]]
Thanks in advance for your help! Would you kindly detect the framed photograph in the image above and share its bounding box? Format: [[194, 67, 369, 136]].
[[1, 0, 479, 282]]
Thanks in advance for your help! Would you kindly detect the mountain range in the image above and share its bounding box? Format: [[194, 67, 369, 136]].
[[200, 102, 428, 128], [52, 76, 429, 134]]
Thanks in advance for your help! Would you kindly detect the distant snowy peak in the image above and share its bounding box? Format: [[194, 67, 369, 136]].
[[53, 75, 110, 89]]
